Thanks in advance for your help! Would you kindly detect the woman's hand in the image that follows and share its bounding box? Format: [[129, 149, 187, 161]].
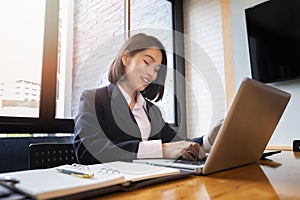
[[207, 119, 224, 145], [162, 141, 201, 160]]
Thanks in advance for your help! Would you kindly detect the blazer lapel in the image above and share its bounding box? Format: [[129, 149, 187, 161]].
[[108, 84, 141, 139], [146, 102, 164, 139]]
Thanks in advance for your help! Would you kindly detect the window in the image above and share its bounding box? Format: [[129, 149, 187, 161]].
[[0, 1, 44, 118], [0, 0, 73, 133]]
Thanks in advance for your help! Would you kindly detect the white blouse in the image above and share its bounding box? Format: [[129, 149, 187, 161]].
[[117, 85, 163, 158]]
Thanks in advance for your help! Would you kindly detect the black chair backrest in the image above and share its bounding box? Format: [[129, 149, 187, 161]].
[[29, 143, 76, 170]]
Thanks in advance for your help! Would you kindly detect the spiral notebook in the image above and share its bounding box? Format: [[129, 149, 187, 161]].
[[0, 162, 185, 199]]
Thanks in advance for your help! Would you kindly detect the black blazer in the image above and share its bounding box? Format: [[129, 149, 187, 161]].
[[73, 84, 203, 164]]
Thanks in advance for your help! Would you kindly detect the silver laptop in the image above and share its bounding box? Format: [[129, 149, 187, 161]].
[[134, 78, 291, 175]]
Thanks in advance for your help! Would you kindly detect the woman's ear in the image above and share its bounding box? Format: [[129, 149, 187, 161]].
[[121, 50, 130, 66]]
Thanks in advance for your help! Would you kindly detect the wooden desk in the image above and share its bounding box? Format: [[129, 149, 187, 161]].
[[92, 151, 300, 200]]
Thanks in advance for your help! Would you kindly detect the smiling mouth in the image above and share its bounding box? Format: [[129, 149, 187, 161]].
[[141, 77, 150, 84]]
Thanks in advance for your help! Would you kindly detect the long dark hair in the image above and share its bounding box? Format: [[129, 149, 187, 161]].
[[108, 33, 167, 102]]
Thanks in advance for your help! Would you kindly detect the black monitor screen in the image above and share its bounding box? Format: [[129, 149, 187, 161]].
[[245, 0, 300, 83]]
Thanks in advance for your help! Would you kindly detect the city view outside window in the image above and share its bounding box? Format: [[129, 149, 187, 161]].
[[0, 0, 45, 118], [0, 0, 71, 120]]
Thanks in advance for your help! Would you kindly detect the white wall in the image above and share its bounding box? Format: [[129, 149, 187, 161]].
[[231, 0, 299, 147]]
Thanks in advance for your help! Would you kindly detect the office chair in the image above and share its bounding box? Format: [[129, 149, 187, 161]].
[[29, 143, 77, 170]]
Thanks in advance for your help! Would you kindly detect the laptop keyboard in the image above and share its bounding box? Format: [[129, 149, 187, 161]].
[[174, 159, 206, 166]]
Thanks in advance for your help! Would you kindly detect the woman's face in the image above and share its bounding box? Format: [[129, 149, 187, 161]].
[[122, 47, 162, 94]]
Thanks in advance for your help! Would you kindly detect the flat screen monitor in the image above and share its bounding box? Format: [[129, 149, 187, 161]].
[[245, 0, 300, 83]]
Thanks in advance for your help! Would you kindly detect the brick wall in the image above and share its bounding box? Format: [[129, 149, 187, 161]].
[[184, 0, 226, 137], [72, 0, 125, 116]]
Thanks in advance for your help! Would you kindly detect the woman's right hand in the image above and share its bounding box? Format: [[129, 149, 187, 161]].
[[162, 141, 201, 160]]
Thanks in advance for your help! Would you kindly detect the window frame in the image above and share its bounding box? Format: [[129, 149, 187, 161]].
[[168, 0, 187, 138], [0, 0, 186, 136]]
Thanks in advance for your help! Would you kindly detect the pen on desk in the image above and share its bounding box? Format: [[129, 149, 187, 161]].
[[56, 168, 94, 178], [0, 176, 20, 184]]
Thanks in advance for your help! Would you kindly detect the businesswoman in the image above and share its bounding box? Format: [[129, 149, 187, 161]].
[[73, 33, 222, 164]]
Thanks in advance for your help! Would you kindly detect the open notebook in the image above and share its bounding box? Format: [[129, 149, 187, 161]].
[[0, 162, 185, 199], [134, 78, 291, 175]]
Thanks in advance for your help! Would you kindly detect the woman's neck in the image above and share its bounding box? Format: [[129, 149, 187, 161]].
[[119, 82, 137, 109]]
